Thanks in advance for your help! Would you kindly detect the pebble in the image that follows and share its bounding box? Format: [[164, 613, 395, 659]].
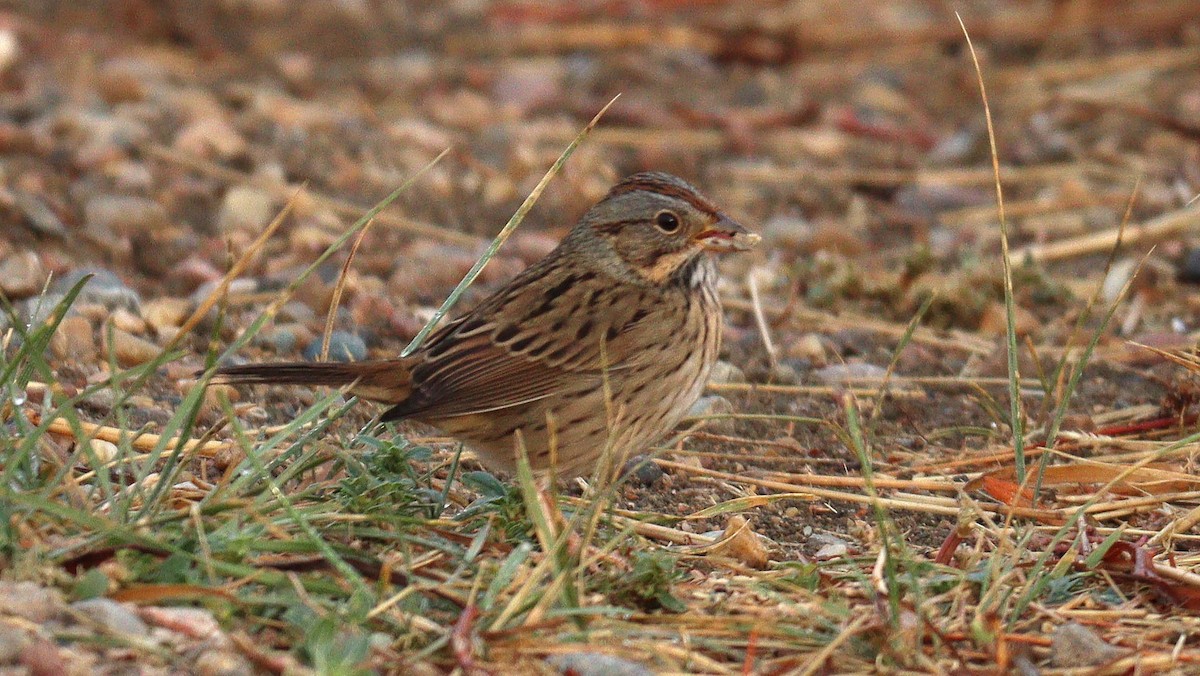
[[174, 117, 248, 161], [70, 598, 150, 639], [141, 297, 192, 333], [109, 307, 148, 335], [813, 542, 849, 560], [708, 360, 746, 385], [1101, 257, 1143, 303], [809, 533, 853, 560], [546, 653, 653, 676], [139, 606, 225, 642], [217, 186, 276, 232], [254, 323, 313, 354], [785, 333, 828, 365], [0, 250, 47, 298], [87, 439, 120, 464], [687, 395, 735, 433], [0, 581, 66, 623], [53, 269, 141, 313], [277, 301, 316, 324], [0, 27, 19, 75], [813, 362, 887, 384], [303, 331, 367, 362], [103, 327, 160, 367], [621, 455, 664, 486], [1049, 621, 1123, 667], [83, 195, 167, 237], [193, 649, 253, 676], [1177, 248, 1200, 284], [11, 191, 68, 238], [48, 315, 96, 362]]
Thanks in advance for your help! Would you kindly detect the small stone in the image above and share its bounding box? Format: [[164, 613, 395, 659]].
[[203, 384, 240, 416], [708, 361, 746, 385], [87, 439, 119, 464], [82, 389, 115, 413], [11, 191, 67, 238], [131, 227, 199, 278], [84, 195, 167, 237], [0, 581, 67, 623], [304, 331, 367, 362], [254, 323, 313, 355], [813, 362, 887, 384], [0, 28, 20, 75], [0, 251, 47, 298], [1049, 621, 1123, 667], [71, 598, 149, 638], [109, 308, 147, 335], [547, 653, 653, 676], [785, 333, 828, 365], [142, 297, 192, 332], [768, 362, 799, 384], [175, 117, 248, 160], [687, 395, 735, 433], [50, 315, 96, 361], [139, 606, 224, 642], [621, 455, 664, 486], [53, 269, 140, 313], [189, 278, 258, 306], [193, 649, 253, 676], [103, 327, 160, 367], [814, 542, 849, 560], [1177, 248, 1200, 285], [277, 301, 316, 324], [217, 186, 276, 232]]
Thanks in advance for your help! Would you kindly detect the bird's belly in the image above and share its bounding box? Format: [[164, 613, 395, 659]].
[[429, 306, 719, 479]]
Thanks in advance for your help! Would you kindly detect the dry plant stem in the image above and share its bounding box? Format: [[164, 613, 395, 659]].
[[321, 218, 377, 361], [655, 460, 960, 516], [401, 94, 619, 356], [39, 415, 229, 456], [797, 613, 874, 676], [163, 193, 296, 356], [1151, 503, 1200, 546], [959, 14, 1027, 486], [706, 382, 926, 399], [1013, 207, 1195, 263], [725, 160, 1122, 189], [746, 272, 778, 368], [938, 191, 1132, 225]]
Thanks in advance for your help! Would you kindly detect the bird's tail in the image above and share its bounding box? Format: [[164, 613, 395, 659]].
[[210, 359, 413, 404]]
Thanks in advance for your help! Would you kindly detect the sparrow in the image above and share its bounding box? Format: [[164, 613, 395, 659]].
[[212, 172, 759, 478]]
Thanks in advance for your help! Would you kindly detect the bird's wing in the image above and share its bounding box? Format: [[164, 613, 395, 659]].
[[383, 259, 672, 421]]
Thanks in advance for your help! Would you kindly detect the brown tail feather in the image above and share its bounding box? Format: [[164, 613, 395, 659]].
[[211, 360, 413, 404]]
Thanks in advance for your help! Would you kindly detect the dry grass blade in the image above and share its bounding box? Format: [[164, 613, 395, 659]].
[[401, 95, 620, 356]]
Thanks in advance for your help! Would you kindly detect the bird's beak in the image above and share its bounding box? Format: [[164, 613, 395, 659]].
[[693, 215, 761, 253]]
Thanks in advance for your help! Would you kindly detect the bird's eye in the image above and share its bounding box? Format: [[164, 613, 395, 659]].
[[654, 211, 681, 233]]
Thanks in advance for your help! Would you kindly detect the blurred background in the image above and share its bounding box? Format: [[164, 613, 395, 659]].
[[2, 0, 1198, 377], [4, 5, 1200, 670]]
